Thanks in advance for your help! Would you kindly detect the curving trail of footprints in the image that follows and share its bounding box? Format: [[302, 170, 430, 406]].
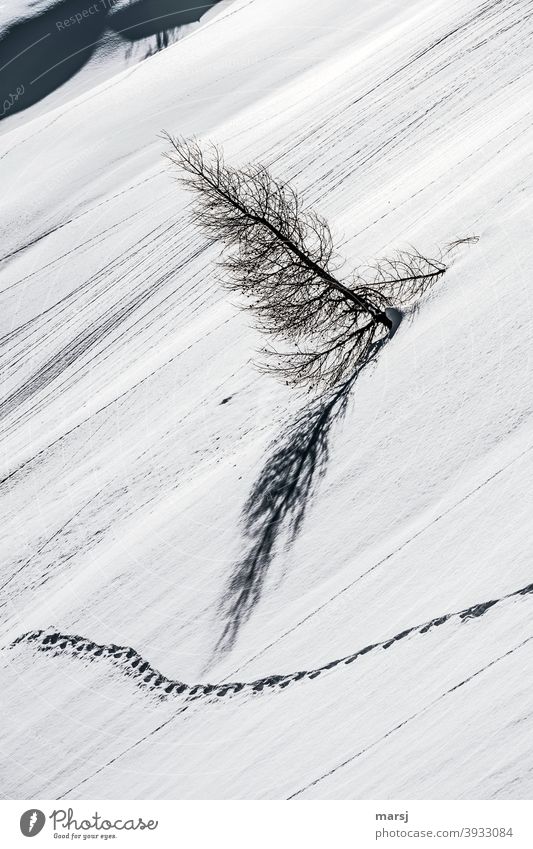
[[9, 578, 533, 704]]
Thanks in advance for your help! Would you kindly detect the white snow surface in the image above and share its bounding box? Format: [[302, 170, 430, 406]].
[[1, 0, 533, 799]]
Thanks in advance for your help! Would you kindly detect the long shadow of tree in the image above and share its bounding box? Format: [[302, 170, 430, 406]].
[[215, 338, 387, 655]]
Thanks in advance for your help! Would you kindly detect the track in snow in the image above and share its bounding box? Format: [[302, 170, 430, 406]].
[[10, 576, 533, 702]]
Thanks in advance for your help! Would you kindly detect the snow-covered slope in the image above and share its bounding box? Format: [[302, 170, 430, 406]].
[[1, 0, 533, 799], [0, 0, 225, 127]]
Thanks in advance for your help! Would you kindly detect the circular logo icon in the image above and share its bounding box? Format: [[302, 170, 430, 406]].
[[20, 810, 46, 837]]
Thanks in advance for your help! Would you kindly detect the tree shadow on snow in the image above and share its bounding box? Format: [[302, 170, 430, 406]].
[[214, 337, 388, 657]]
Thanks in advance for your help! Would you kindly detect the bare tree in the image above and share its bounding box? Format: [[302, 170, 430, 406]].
[[163, 134, 469, 388]]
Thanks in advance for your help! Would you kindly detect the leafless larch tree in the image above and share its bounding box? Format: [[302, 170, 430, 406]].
[[163, 134, 465, 389]]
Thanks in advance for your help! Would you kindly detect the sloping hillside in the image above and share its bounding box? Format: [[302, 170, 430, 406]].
[[1, 0, 533, 799]]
